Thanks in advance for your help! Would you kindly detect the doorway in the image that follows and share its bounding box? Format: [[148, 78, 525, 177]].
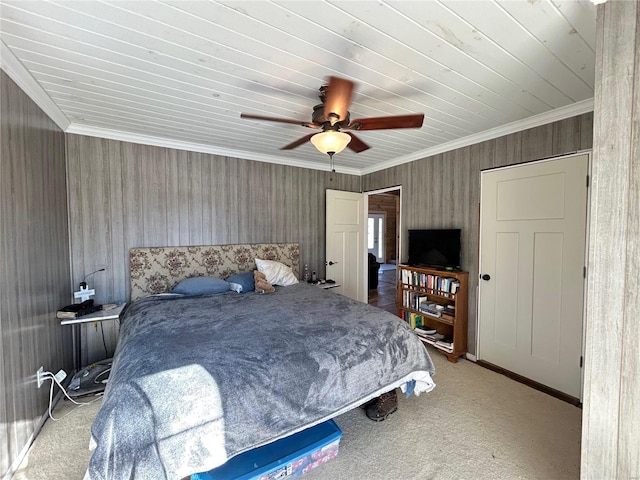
[[366, 187, 401, 314]]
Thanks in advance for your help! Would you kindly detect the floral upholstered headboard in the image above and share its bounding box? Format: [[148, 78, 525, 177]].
[[129, 243, 300, 301]]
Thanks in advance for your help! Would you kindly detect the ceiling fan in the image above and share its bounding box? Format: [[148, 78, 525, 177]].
[[240, 76, 424, 163]]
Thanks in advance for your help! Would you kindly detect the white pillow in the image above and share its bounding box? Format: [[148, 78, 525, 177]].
[[255, 258, 299, 286]]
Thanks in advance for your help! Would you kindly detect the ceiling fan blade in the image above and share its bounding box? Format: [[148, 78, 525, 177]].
[[345, 132, 370, 153], [347, 114, 425, 131], [323, 76, 355, 123], [281, 133, 316, 150], [241, 113, 318, 128]]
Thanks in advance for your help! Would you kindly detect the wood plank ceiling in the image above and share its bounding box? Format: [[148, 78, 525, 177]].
[[0, 0, 596, 174]]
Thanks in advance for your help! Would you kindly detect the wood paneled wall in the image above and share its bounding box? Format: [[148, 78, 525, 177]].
[[0, 70, 70, 476], [363, 113, 593, 354], [582, 2, 640, 478], [368, 193, 398, 263], [65, 134, 360, 362]]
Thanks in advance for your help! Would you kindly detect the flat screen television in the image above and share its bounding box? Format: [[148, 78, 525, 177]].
[[408, 229, 461, 270]]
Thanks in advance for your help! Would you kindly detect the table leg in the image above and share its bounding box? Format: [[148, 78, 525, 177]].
[[73, 323, 81, 372]]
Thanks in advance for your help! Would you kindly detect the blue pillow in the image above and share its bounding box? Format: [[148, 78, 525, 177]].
[[226, 271, 255, 293], [170, 276, 231, 295]]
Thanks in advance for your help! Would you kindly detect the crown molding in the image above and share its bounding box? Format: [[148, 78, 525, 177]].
[[65, 94, 593, 177], [361, 98, 595, 175], [65, 123, 362, 175], [1, 40, 70, 130]]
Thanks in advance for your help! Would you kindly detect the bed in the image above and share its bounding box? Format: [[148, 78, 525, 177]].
[[84, 243, 435, 480]]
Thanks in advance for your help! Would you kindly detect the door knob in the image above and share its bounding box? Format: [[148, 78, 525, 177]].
[[326, 261, 339, 266], [480, 274, 491, 281]]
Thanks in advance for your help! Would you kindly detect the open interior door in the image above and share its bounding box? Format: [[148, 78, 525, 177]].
[[326, 189, 367, 302]]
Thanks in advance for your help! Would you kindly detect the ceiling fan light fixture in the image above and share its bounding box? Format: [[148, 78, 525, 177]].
[[310, 131, 351, 155]]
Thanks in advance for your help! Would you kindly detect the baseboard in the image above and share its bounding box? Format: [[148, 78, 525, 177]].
[[3, 387, 65, 480], [476, 360, 581, 407], [465, 353, 477, 362]]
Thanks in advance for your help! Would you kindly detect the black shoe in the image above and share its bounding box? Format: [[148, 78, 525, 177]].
[[360, 397, 378, 410], [365, 390, 398, 422]]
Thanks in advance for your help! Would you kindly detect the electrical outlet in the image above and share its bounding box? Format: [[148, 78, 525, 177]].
[[36, 366, 45, 388]]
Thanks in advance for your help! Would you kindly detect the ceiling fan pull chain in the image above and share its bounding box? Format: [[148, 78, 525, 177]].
[[329, 152, 335, 181]]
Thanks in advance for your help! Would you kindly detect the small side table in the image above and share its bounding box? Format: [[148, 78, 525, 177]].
[[61, 304, 125, 371]]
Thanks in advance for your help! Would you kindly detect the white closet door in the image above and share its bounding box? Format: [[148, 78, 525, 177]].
[[478, 153, 589, 399]]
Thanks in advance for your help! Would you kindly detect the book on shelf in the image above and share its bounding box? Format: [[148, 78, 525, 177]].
[[440, 313, 455, 323], [417, 332, 445, 342], [415, 295, 429, 311], [402, 311, 426, 329], [435, 339, 454, 352], [415, 326, 437, 336], [401, 268, 462, 297], [419, 302, 444, 317]]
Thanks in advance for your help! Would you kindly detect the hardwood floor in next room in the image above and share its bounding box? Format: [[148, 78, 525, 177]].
[[368, 265, 397, 315]]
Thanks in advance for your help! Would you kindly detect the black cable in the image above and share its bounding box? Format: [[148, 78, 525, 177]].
[[100, 322, 108, 357], [80, 268, 106, 289]]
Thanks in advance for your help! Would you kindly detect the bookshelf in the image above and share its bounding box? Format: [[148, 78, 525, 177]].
[[397, 265, 468, 362]]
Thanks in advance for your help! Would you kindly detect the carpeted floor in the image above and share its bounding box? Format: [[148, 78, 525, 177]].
[[14, 345, 581, 480]]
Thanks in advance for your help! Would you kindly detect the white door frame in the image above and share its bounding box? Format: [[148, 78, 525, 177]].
[[580, 152, 593, 401], [476, 151, 591, 400]]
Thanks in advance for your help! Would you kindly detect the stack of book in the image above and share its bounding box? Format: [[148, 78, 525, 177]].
[[414, 325, 436, 336], [419, 301, 444, 318], [414, 329, 444, 342], [56, 303, 101, 319], [435, 339, 454, 352], [413, 328, 454, 352]]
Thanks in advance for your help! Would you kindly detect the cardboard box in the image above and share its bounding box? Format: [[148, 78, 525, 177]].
[[192, 420, 341, 480]]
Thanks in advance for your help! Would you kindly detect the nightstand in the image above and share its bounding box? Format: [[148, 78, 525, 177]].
[[61, 304, 125, 371]]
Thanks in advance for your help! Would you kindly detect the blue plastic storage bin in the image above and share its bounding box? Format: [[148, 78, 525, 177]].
[[192, 420, 342, 480]]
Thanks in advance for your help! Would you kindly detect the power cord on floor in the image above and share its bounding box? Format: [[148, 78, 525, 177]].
[[41, 371, 103, 421]]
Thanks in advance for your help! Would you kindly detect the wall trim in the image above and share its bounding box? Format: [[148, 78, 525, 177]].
[[477, 360, 581, 407], [65, 123, 362, 176], [360, 98, 594, 175], [0, 40, 70, 131]]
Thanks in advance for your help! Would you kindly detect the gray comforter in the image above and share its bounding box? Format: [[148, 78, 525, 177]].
[[85, 283, 435, 480]]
